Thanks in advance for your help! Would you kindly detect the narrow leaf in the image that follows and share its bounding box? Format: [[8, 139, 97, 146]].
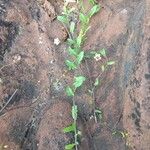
[[94, 78, 99, 86], [95, 109, 102, 114], [107, 61, 115, 65], [76, 51, 84, 65], [57, 16, 68, 24], [65, 60, 77, 70], [76, 34, 82, 47], [66, 86, 74, 97], [89, 5, 100, 18], [95, 109, 103, 120], [79, 13, 89, 24], [101, 65, 105, 72], [63, 123, 75, 133], [76, 28, 85, 47]]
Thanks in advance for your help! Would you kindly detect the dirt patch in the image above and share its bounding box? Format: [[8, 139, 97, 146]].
[[0, 0, 150, 150], [36, 101, 72, 150]]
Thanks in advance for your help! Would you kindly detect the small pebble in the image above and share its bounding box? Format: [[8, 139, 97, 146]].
[[4, 145, 8, 149], [0, 78, 3, 84], [13, 54, 21, 63], [39, 41, 42, 44], [120, 9, 128, 15], [54, 38, 60, 45]]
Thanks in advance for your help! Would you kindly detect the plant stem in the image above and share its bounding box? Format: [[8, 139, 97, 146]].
[[72, 97, 78, 150], [74, 120, 78, 150], [85, 60, 97, 122]]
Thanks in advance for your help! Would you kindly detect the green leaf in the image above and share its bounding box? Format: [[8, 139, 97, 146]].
[[89, 5, 100, 18], [120, 132, 126, 138], [68, 47, 78, 56], [66, 86, 74, 97], [65, 60, 77, 70], [63, 123, 75, 133], [88, 0, 97, 5], [73, 76, 86, 89], [65, 143, 76, 150], [70, 21, 75, 34], [95, 109, 103, 120], [107, 61, 115, 65], [83, 26, 91, 34], [79, 13, 89, 24], [57, 15, 68, 24], [72, 105, 78, 120], [99, 48, 106, 57], [76, 51, 84, 65], [85, 51, 96, 58], [90, 51, 97, 55], [112, 131, 117, 135], [95, 109, 102, 114], [63, 5, 68, 14], [67, 38, 75, 45], [76, 34, 82, 47], [76, 27, 87, 47], [101, 65, 105, 72], [112, 130, 128, 139], [94, 78, 99, 86]]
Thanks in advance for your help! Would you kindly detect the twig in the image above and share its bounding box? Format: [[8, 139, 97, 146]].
[[113, 109, 123, 130], [0, 89, 18, 114]]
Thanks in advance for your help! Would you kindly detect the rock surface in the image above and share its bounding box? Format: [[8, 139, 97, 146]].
[[0, 0, 150, 150]]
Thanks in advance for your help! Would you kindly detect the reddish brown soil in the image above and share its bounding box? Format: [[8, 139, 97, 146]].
[[0, 0, 150, 150]]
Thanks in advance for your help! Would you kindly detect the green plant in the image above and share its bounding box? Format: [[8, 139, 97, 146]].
[[112, 130, 132, 148], [57, 1, 101, 149], [64, 75, 86, 149], [58, 1, 100, 71], [112, 130, 128, 139], [85, 48, 115, 122], [88, 0, 97, 5], [57, 0, 115, 149]]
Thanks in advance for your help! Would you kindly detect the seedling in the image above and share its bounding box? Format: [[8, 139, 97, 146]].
[[85, 48, 115, 122], [57, 0, 115, 149], [64, 76, 86, 150]]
